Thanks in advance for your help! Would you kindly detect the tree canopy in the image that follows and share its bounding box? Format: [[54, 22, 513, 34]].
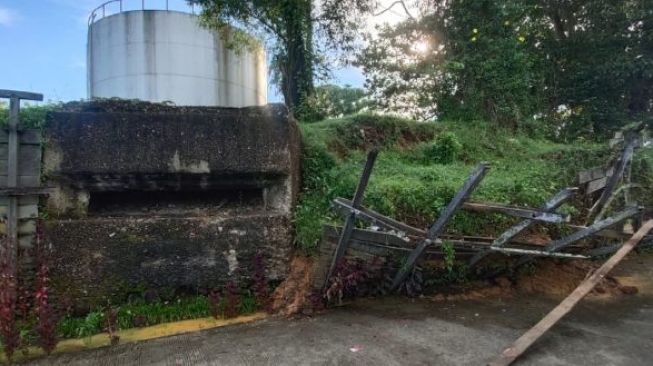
[[358, 0, 653, 140], [190, 0, 376, 118]]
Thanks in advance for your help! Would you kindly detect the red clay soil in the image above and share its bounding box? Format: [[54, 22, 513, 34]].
[[431, 259, 632, 303], [273, 255, 637, 311], [270, 256, 315, 317], [514, 259, 625, 297]]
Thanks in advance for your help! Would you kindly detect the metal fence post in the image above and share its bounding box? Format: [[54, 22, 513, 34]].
[[0, 90, 43, 273]]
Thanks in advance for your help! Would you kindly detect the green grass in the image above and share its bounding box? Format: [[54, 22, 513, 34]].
[[56, 292, 259, 339], [294, 113, 613, 252], [4, 292, 261, 346]]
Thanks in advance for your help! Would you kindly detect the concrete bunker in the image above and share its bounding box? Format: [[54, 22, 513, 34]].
[[43, 102, 300, 306]]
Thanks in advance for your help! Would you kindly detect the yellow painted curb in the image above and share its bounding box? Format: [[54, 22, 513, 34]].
[[2, 312, 268, 363]]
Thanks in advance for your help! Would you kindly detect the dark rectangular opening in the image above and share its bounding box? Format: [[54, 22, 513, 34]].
[[87, 188, 265, 217]]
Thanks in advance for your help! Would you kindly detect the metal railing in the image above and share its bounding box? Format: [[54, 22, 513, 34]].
[[88, 0, 197, 26]]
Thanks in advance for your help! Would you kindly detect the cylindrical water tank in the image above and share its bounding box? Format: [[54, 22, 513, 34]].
[[87, 10, 267, 107]]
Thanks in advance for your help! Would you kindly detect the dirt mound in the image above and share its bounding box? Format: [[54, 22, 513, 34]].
[[430, 259, 638, 302], [270, 256, 315, 317], [514, 260, 624, 297]]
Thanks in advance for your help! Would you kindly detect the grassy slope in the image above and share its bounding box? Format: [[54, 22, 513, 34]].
[[295, 114, 612, 251]]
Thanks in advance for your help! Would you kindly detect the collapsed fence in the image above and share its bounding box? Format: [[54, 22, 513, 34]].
[[316, 124, 651, 292]]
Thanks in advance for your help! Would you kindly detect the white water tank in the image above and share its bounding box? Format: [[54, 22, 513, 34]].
[[87, 9, 267, 107]]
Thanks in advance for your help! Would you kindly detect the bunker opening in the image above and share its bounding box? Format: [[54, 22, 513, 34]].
[[87, 187, 267, 216]]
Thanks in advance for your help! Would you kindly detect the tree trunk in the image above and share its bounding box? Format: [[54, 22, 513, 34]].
[[281, 0, 314, 114]]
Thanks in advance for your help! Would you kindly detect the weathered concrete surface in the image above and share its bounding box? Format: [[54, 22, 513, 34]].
[[45, 103, 300, 216], [42, 103, 300, 305], [44, 213, 293, 308], [44, 104, 298, 194], [27, 253, 653, 365]]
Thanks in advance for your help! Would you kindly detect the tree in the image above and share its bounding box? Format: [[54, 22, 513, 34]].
[[358, 0, 653, 139], [358, 1, 545, 124], [190, 0, 376, 117], [302, 84, 371, 121]]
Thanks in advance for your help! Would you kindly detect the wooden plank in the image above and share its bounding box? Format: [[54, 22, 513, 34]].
[[578, 166, 613, 184], [0, 187, 53, 196], [468, 188, 576, 268], [588, 138, 636, 222], [0, 144, 41, 160], [0, 146, 42, 176], [489, 247, 588, 259], [545, 206, 640, 253], [391, 163, 490, 291], [333, 198, 426, 237], [0, 195, 39, 219], [586, 176, 607, 194], [0, 204, 39, 219], [488, 220, 653, 366], [324, 150, 378, 288], [0, 130, 42, 144], [0, 220, 36, 235], [566, 224, 640, 241], [0, 89, 43, 101], [0, 176, 41, 187], [462, 202, 569, 223]]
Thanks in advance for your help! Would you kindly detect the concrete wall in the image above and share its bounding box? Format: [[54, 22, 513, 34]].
[[88, 10, 267, 107], [43, 103, 300, 307]]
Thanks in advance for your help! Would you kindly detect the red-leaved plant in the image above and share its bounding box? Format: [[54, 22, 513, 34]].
[[0, 259, 19, 362], [34, 221, 58, 355], [324, 258, 375, 305], [208, 289, 221, 319], [16, 265, 32, 321], [223, 281, 240, 318], [252, 252, 270, 312]]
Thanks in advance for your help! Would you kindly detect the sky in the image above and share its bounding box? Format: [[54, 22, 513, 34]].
[[0, 0, 412, 104]]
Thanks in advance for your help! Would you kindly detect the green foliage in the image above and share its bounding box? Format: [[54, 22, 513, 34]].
[[357, 0, 653, 139], [193, 0, 376, 114], [299, 84, 371, 122], [0, 103, 56, 129], [328, 113, 439, 151], [294, 115, 611, 251], [442, 241, 456, 272], [55, 293, 259, 340], [420, 132, 462, 164]]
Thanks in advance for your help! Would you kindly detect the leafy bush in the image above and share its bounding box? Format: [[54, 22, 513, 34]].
[[421, 132, 463, 164], [0, 103, 56, 130], [329, 113, 439, 151]]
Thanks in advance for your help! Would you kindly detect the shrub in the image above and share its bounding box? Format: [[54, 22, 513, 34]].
[[421, 132, 463, 164]]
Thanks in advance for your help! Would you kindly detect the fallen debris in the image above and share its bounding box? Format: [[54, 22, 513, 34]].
[[270, 256, 315, 317], [487, 220, 653, 366]]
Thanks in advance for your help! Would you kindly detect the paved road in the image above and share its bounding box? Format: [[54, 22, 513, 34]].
[[29, 254, 653, 365]]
